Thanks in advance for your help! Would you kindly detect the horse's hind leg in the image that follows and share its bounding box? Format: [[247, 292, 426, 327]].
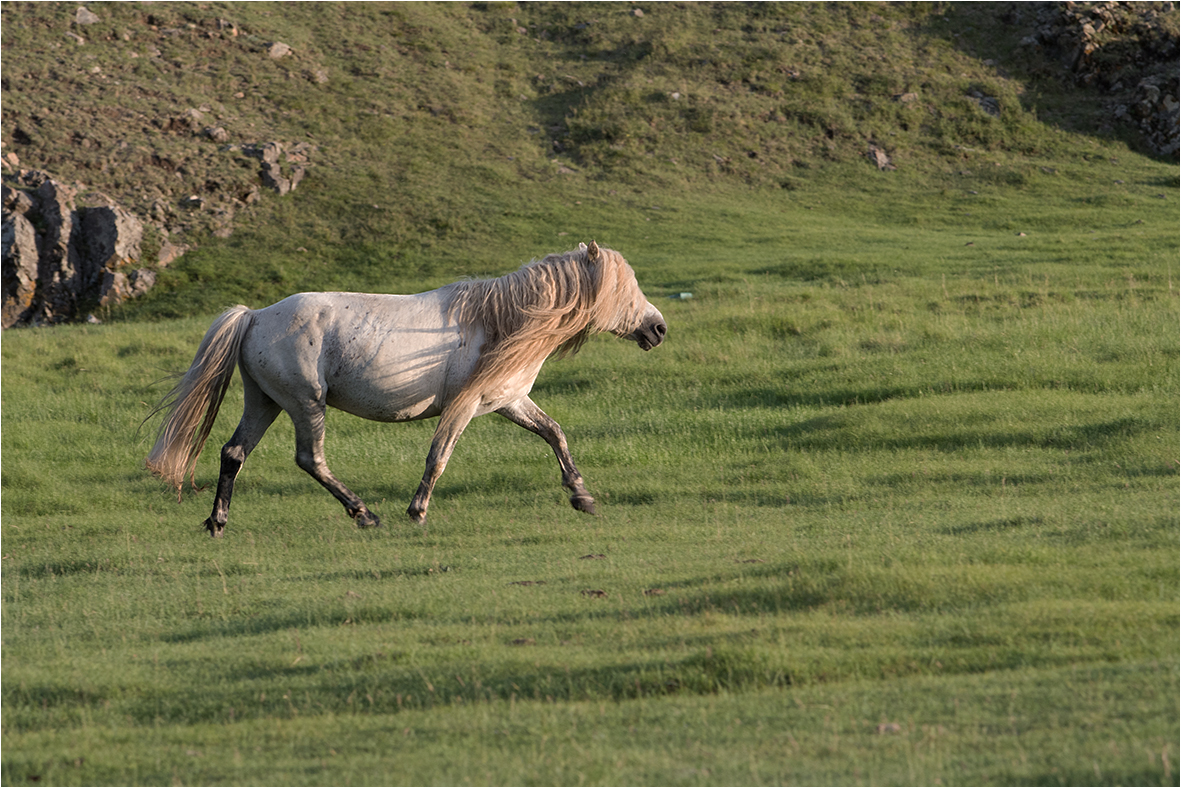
[[205, 374, 281, 538], [497, 397, 595, 515], [290, 403, 381, 528]]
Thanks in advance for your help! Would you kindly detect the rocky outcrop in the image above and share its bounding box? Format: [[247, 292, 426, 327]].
[[1116, 77, 1179, 158], [242, 141, 312, 196], [2, 174, 151, 327], [1, 136, 313, 327], [1020, 1, 1179, 157]]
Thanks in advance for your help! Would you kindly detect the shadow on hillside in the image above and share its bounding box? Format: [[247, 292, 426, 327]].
[[524, 37, 658, 163], [926, 2, 1177, 159]]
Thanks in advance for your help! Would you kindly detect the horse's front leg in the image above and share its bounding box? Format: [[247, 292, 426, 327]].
[[408, 400, 478, 524], [497, 397, 595, 515]]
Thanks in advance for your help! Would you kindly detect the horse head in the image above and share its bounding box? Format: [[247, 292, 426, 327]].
[[584, 240, 667, 352]]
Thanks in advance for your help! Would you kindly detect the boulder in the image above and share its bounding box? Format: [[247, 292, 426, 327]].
[[261, 161, 291, 195], [35, 179, 85, 322], [98, 268, 154, 307], [74, 6, 100, 25], [129, 268, 156, 297], [242, 142, 281, 162], [167, 108, 205, 134], [2, 184, 34, 215], [2, 212, 40, 328], [157, 241, 188, 267], [97, 269, 128, 307], [867, 142, 896, 171], [81, 205, 143, 271]]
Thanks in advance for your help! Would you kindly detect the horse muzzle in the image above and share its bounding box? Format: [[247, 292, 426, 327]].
[[630, 307, 667, 351]]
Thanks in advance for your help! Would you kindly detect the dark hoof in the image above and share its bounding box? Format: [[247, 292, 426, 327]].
[[406, 506, 427, 524], [354, 510, 382, 529], [203, 518, 225, 538], [570, 495, 596, 515]]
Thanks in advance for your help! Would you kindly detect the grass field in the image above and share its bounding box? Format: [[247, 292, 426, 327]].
[[3, 157, 1178, 784], [2, 1, 1179, 783]]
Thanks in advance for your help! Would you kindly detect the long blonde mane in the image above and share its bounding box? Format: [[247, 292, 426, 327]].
[[442, 242, 647, 422]]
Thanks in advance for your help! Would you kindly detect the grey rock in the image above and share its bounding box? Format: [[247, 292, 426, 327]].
[[98, 270, 128, 307], [168, 108, 205, 133], [243, 142, 283, 164], [2, 173, 159, 325], [157, 241, 188, 267], [36, 180, 85, 322], [2, 185, 35, 215], [81, 205, 143, 271], [18, 170, 50, 189], [2, 212, 41, 328], [261, 142, 283, 164], [867, 142, 896, 171], [261, 161, 291, 195], [128, 268, 156, 297]]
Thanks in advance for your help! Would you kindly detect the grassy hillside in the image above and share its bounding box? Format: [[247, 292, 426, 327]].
[[2, 1, 1175, 317]]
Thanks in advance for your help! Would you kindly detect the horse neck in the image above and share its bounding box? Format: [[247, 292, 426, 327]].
[[453, 260, 596, 345]]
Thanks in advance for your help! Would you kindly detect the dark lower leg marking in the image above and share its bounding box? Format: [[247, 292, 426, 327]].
[[497, 397, 597, 516]]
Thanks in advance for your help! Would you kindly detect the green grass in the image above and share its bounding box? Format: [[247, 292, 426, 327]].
[[4, 666, 1175, 785], [2, 170, 1177, 783]]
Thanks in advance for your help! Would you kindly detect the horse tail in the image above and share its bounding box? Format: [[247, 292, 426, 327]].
[[146, 305, 254, 493]]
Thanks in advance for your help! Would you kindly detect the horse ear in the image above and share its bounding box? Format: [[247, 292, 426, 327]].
[[578, 242, 588, 251], [586, 240, 600, 263]]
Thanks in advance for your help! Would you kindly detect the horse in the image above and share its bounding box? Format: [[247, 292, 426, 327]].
[[146, 241, 667, 536]]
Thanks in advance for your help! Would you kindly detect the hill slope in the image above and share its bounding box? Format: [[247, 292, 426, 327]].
[[1, 1, 1176, 320]]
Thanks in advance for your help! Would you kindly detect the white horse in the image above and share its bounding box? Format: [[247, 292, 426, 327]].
[[147, 241, 667, 536]]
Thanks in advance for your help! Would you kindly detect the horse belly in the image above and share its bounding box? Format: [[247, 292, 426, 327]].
[[322, 306, 476, 423], [325, 358, 447, 422]]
